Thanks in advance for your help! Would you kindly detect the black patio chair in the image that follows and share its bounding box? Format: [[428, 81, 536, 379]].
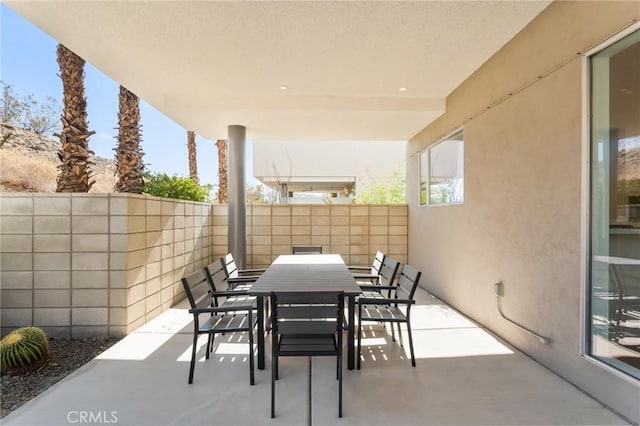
[[204, 259, 257, 306], [204, 260, 263, 334], [292, 245, 323, 255], [181, 269, 256, 385], [270, 291, 344, 418], [348, 250, 385, 276], [356, 255, 400, 299], [221, 253, 265, 289], [357, 264, 422, 369]]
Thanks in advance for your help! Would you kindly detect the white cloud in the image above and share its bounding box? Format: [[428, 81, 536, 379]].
[[96, 131, 113, 141]]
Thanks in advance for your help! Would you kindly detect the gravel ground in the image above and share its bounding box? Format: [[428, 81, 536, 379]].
[[1, 337, 120, 418]]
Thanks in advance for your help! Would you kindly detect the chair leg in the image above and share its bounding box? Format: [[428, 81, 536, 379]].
[[249, 329, 255, 386], [205, 334, 213, 359], [335, 334, 340, 380], [273, 338, 279, 380], [271, 349, 276, 418], [265, 298, 271, 333], [266, 312, 273, 333], [397, 322, 403, 347], [390, 320, 396, 342], [407, 319, 416, 367], [338, 348, 343, 417], [188, 333, 198, 384], [266, 296, 273, 333], [357, 305, 362, 370], [274, 335, 279, 380]]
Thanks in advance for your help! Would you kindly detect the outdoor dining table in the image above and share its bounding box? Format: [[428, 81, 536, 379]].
[[248, 254, 362, 370]]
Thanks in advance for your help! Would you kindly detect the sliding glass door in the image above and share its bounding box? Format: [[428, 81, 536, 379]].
[[589, 29, 640, 379]]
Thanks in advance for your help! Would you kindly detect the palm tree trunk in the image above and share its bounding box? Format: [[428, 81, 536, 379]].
[[55, 44, 94, 192], [114, 86, 144, 193], [216, 139, 228, 203], [187, 130, 198, 182]]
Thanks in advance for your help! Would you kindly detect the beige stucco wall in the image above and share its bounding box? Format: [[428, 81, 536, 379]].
[[407, 1, 640, 423]]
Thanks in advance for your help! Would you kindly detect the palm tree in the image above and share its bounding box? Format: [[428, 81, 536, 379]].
[[114, 85, 144, 193], [55, 44, 94, 192], [216, 139, 228, 203], [187, 130, 198, 182]]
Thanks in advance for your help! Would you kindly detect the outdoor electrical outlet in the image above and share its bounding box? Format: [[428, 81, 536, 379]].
[[494, 282, 503, 296]]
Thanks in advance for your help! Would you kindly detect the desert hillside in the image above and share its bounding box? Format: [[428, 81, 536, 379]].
[[0, 124, 117, 192]]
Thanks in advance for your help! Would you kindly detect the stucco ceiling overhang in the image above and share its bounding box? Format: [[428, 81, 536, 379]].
[[6, 1, 550, 142]]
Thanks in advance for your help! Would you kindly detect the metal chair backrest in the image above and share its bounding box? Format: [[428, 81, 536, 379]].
[[394, 264, 422, 301], [181, 269, 212, 310], [271, 291, 344, 337], [221, 253, 240, 279], [379, 256, 400, 286], [371, 251, 385, 275], [292, 245, 323, 255], [204, 259, 231, 292]]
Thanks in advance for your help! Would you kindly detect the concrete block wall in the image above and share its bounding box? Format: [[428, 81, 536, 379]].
[[1, 196, 407, 338], [0, 193, 213, 338], [108, 194, 212, 336], [241, 204, 408, 268]]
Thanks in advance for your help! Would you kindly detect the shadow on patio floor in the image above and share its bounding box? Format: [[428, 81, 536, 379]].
[[1, 288, 629, 426]]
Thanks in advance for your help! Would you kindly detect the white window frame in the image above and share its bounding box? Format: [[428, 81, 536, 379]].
[[426, 128, 464, 206], [418, 149, 428, 206]]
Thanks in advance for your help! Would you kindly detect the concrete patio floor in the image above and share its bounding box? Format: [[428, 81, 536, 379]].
[[2, 287, 629, 426]]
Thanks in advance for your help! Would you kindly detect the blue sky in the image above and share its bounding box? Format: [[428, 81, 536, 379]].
[[0, 5, 256, 189]]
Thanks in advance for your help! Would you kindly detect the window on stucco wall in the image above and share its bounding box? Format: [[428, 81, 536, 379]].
[[419, 129, 464, 206]]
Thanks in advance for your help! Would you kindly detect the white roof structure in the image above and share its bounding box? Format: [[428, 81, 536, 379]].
[[6, 1, 550, 143]]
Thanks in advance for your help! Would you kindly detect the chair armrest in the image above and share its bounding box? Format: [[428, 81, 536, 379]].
[[358, 285, 383, 294], [353, 274, 380, 286], [359, 285, 395, 290], [211, 290, 251, 297], [352, 273, 378, 279], [228, 277, 259, 290], [358, 284, 379, 289], [238, 268, 266, 274], [228, 276, 260, 282], [348, 266, 371, 271], [189, 304, 254, 315], [357, 298, 415, 305]]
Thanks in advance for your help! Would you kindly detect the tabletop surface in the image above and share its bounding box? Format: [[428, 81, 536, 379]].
[[248, 254, 362, 295]]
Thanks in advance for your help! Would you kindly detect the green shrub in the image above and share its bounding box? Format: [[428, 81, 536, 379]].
[[616, 179, 640, 205], [355, 166, 406, 204], [0, 326, 49, 373], [143, 172, 213, 202]]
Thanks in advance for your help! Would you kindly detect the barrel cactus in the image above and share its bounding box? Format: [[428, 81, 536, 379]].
[[0, 327, 49, 373]]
